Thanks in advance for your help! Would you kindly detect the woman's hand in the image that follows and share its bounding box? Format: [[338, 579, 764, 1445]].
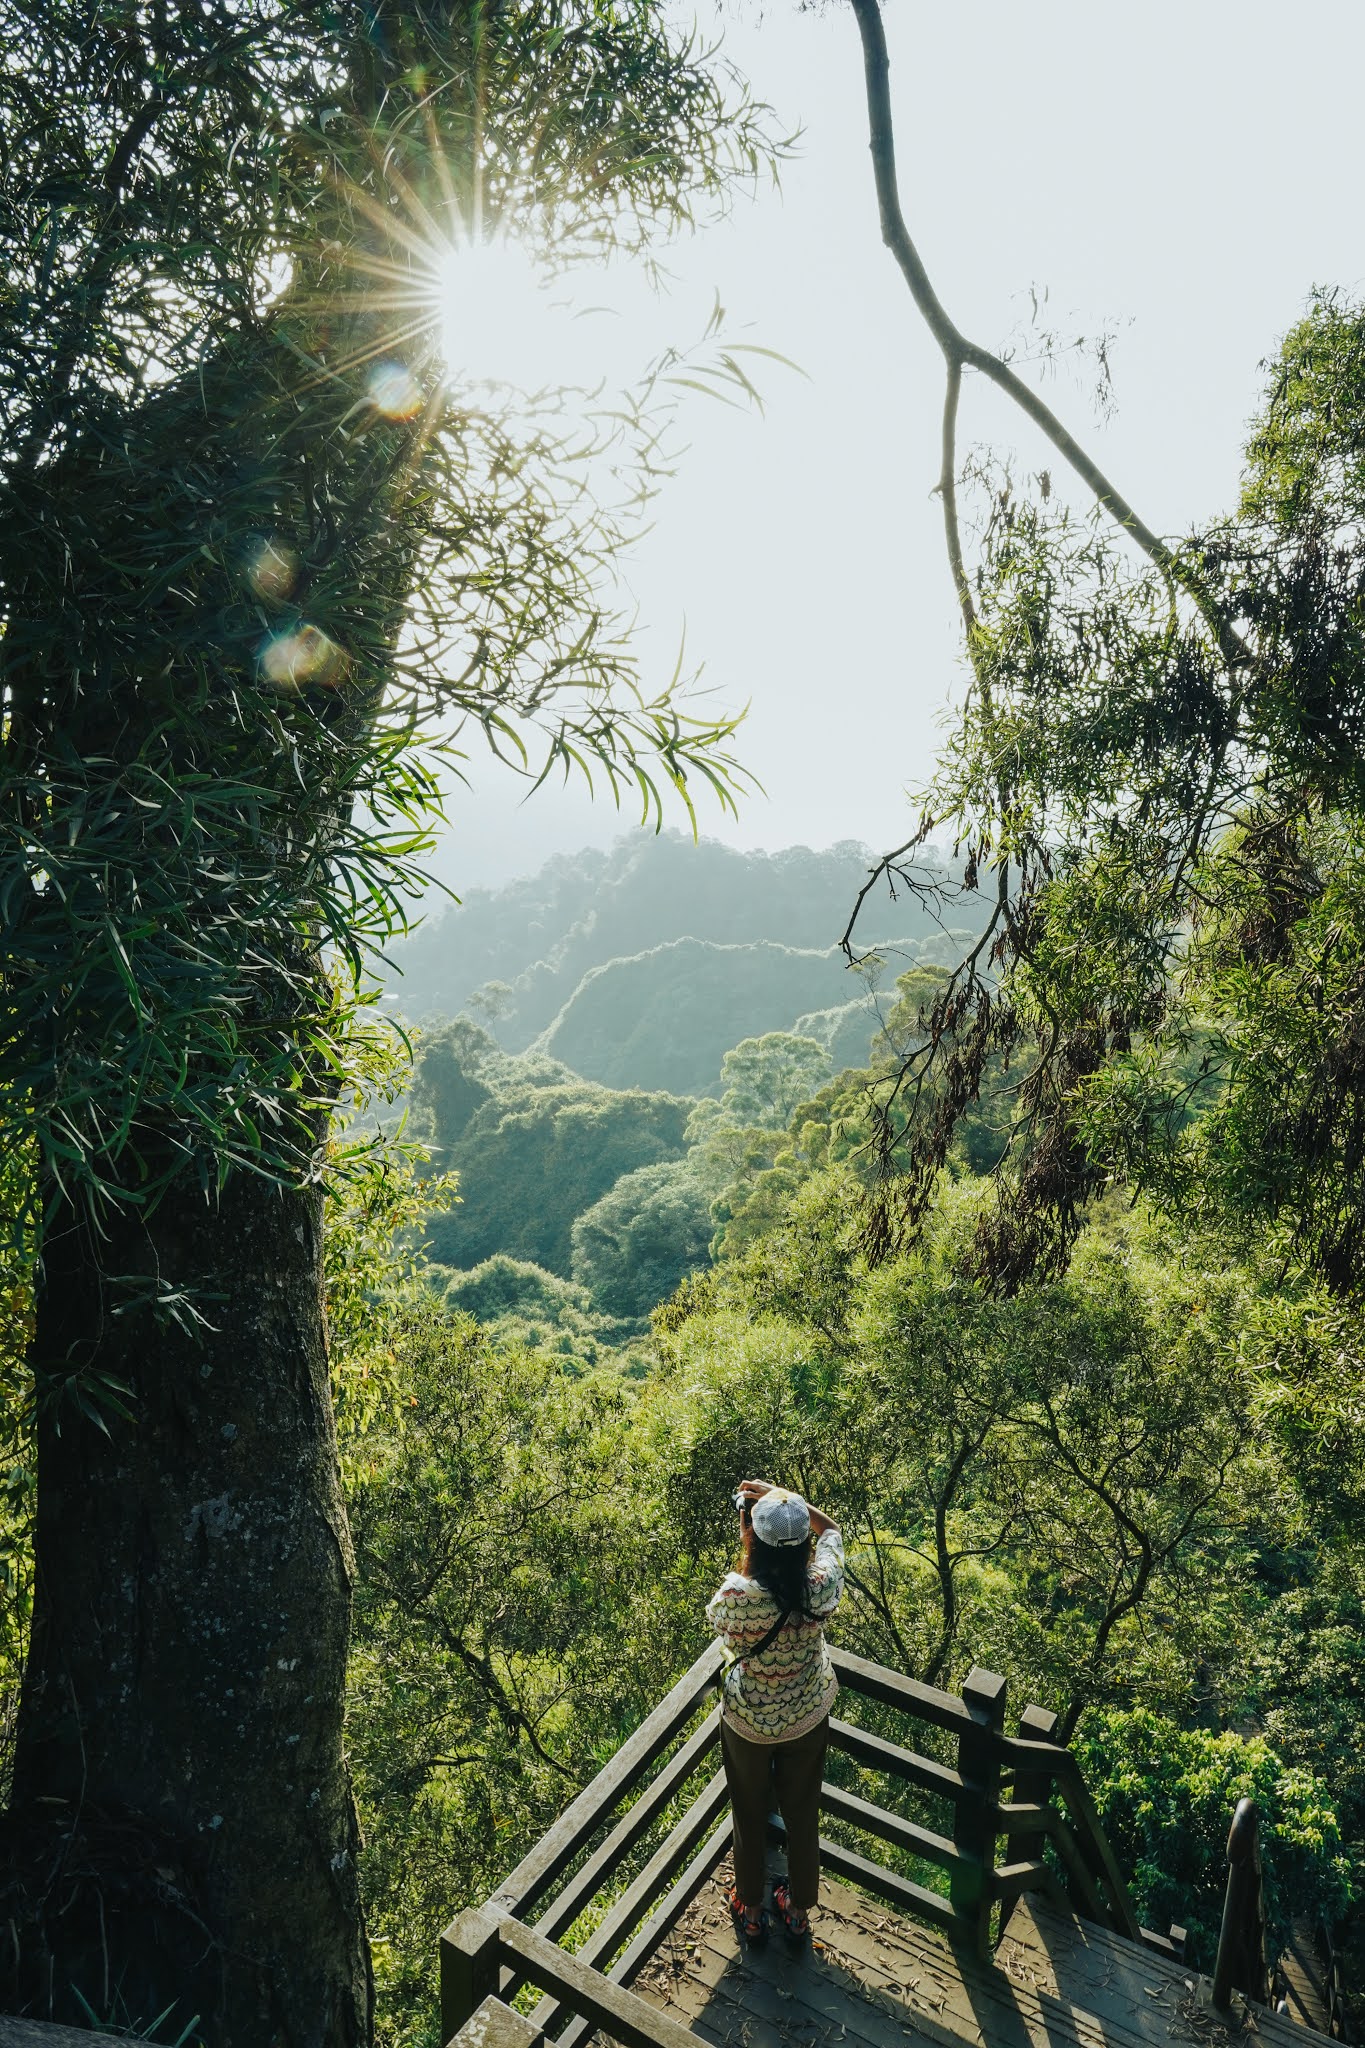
[[736, 1478, 773, 1503]]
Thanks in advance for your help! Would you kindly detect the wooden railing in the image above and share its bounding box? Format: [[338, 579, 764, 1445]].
[[439, 1639, 1168, 2048], [1322, 1919, 1353, 2043], [1213, 1798, 1269, 2011]]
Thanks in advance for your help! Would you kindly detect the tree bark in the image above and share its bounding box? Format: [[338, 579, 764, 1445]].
[[0, 1161, 371, 2045]]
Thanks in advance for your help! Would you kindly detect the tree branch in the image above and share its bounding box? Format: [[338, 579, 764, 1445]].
[[846, 0, 1246, 670]]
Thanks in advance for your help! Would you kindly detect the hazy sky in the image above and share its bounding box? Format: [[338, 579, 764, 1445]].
[[430, 0, 1365, 894]]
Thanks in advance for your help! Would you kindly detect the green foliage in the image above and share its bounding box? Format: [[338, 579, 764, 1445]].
[[710, 1031, 832, 1130], [387, 830, 954, 1044], [867, 294, 1365, 1299], [655, 1178, 1251, 1723], [414, 1023, 691, 1274], [323, 1029, 460, 1473], [1075, 1709, 1352, 1966], [431, 1254, 641, 1369], [337, 1163, 1363, 2039], [570, 1159, 712, 1318], [0, 0, 779, 1307], [346, 1296, 705, 2045]]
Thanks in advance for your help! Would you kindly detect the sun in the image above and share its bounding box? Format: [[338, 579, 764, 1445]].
[[434, 235, 605, 394]]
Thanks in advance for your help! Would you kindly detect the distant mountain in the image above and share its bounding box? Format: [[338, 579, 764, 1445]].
[[531, 937, 870, 1095], [382, 829, 956, 1047]]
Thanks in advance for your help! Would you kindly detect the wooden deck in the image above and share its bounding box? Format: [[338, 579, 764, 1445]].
[[1279, 1921, 1333, 2036], [624, 1855, 1320, 2048]]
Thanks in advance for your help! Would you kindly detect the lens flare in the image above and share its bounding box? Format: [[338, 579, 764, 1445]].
[[436, 236, 600, 392], [261, 625, 347, 692], [368, 360, 422, 420], [246, 538, 300, 604]]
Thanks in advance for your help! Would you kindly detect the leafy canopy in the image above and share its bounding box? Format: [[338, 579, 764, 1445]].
[[0, 0, 780, 1267]]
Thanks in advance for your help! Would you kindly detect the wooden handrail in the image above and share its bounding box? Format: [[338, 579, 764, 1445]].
[[486, 1641, 722, 1919], [1213, 1798, 1269, 2010], [555, 1820, 736, 2048], [525, 1772, 729, 2035], [827, 1714, 967, 1799], [532, 1707, 720, 1943], [828, 1644, 975, 1731], [442, 1636, 1155, 2044], [500, 1917, 701, 2048]]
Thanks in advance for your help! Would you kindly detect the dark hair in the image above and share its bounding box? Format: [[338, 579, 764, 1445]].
[[740, 1522, 814, 1618]]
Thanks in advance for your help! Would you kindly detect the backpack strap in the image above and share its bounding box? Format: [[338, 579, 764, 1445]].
[[715, 1607, 791, 1690]]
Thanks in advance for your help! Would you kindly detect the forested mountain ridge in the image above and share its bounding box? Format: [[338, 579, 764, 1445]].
[[532, 936, 867, 1094], [383, 828, 962, 1042]]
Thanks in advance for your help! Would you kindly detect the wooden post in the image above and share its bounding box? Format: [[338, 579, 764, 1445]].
[[1009, 1703, 1058, 1866], [441, 1905, 504, 2045], [953, 1666, 1007, 1957], [1212, 1798, 1268, 2011]]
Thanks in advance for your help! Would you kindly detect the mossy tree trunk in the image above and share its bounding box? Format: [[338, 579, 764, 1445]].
[[2, 1161, 371, 2044]]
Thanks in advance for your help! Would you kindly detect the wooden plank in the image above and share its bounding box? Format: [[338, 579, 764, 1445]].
[[768, 1807, 961, 1931], [1278, 1917, 1333, 2034], [668, 1874, 1149, 2048], [991, 1859, 1067, 1910], [996, 1895, 1236, 2048], [657, 1937, 952, 2048], [639, 1881, 967, 2048], [819, 1778, 974, 1874], [953, 1668, 1006, 1956], [1050, 1758, 1143, 1940], [533, 1707, 721, 1942], [829, 1647, 974, 1733], [1043, 1811, 1112, 1927], [997, 1732, 1074, 1772], [554, 1819, 735, 2048], [528, 1772, 730, 2036], [640, 1864, 1190, 2048], [496, 1916, 703, 2048], [442, 1904, 505, 2043], [445, 1993, 545, 2048], [488, 1642, 724, 1917], [810, 1831, 960, 1933], [828, 1716, 967, 1802], [609, 1818, 734, 1991]]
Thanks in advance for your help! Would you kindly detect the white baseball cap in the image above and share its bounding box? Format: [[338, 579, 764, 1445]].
[[750, 1487, 812, 1548]]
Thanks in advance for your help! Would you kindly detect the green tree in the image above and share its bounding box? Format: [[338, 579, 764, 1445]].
[[570, 1158, 713, 1318], [712, 1030, 832, 1129], [655, 1178, 1249, 1727], [422, 1056, 692, 1275], [842, 0, 1365, 1310], [1075, 1710, 1352, 1967], [0, 0, 774, 2030]]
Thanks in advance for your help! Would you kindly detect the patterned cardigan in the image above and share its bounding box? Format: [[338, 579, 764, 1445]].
[[705, 1528, 844, 1744]]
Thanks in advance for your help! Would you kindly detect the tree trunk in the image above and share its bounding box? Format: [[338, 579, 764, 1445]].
[[0, 1160, 371, 2046]]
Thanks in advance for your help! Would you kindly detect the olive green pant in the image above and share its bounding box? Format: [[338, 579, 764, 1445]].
[[721, 1713, 829, 1911]]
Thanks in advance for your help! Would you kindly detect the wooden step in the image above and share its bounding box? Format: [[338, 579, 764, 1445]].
[[1276, 1918, 1333, 2034], [1001, 1897, 1320, 2048]]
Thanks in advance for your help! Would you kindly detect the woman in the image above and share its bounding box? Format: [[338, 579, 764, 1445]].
[[706, 1477, 844, 1948]]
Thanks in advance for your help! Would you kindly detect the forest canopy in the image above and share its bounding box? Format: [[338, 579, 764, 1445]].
[[5, 0, 1365, 2039]]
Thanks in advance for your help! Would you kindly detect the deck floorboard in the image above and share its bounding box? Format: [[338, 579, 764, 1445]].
[[600, 1859, 1326, 2048]]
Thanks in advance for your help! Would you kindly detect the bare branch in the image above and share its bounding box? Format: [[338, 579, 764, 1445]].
[[845, 0, 1246, 672]]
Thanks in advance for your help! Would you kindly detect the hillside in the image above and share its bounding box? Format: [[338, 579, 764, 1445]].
[[384, 829, 976, 1094], [531, 937, 869, 1094], [383, 829, 957, 1044]]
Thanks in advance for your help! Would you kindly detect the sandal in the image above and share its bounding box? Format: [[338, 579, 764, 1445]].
[[772, 1879, 810, 1950], [727, 1884, 767, 1948]]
